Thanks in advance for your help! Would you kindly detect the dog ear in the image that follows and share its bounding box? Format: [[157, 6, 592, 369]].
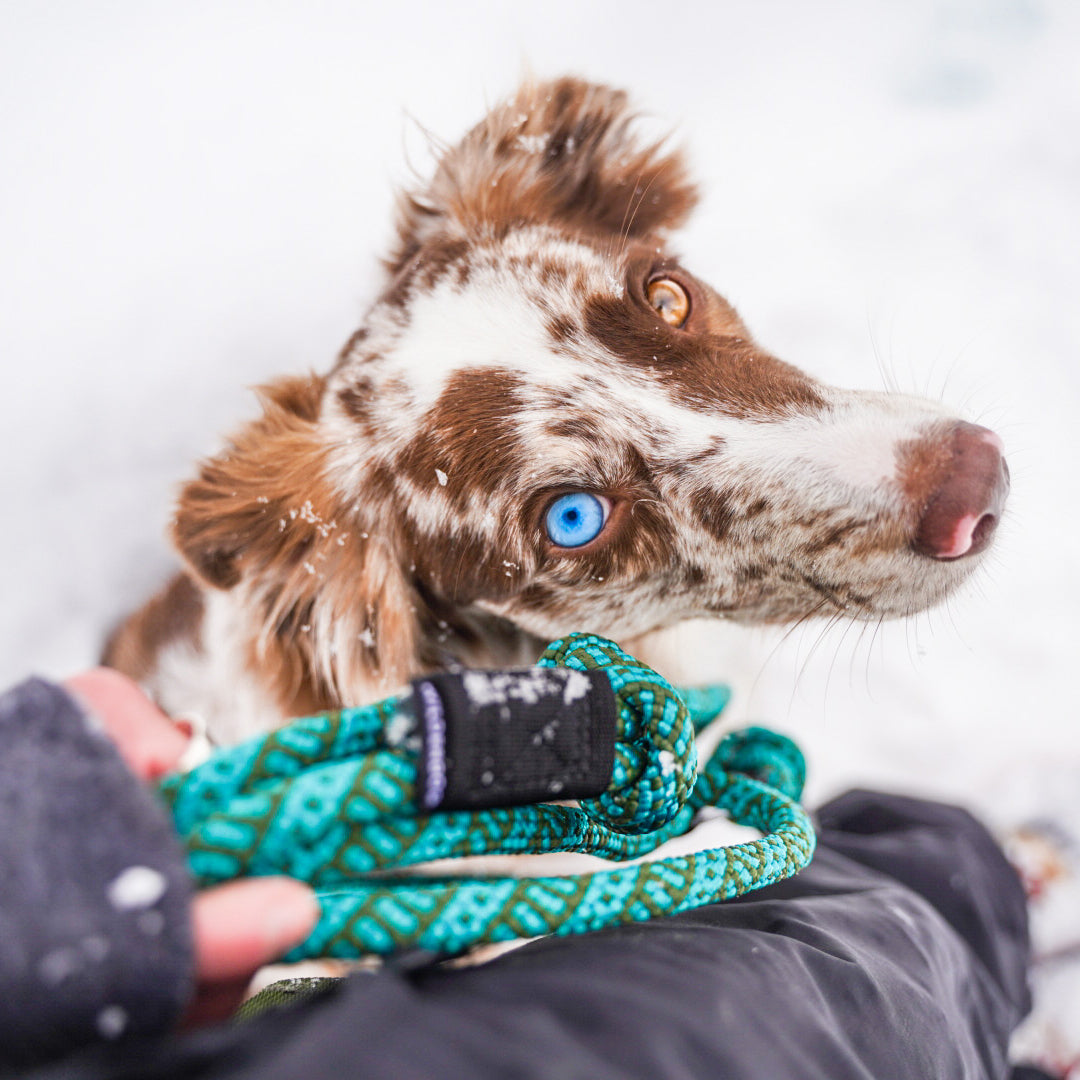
[[388, 77, 698, 273], [172, 374, 421, 704], [172, 375, 330, 591]]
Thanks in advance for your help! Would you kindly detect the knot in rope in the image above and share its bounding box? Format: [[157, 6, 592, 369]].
[[538, 633, 696, 835]]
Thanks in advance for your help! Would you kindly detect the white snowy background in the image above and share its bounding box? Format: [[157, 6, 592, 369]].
[[2, 0, 1079, 1035]]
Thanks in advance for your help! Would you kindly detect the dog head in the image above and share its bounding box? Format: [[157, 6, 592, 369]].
[[171, 78, 1009, 713]]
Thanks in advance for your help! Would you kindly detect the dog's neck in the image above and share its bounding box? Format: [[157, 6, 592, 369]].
[[243, 577, 550, 726], [412, 581, 549, 676]]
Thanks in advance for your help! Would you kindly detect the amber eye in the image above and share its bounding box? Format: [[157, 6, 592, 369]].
[[646, 278, 690, 327]]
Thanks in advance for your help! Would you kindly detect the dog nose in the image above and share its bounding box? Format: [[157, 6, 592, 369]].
[[913, 422, 1009, 560]]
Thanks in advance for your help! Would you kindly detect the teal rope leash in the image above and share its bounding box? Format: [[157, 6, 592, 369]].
[[158, 634, 815, 959]]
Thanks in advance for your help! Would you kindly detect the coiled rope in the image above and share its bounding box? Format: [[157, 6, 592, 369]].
[[159, 634, 815, 959]]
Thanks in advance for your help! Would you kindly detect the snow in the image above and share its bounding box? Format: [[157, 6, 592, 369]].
[[462, 669, 567, 709], [38, 946, 82, 986], [105, 866, 167, 911], [94, 1005, 128, 1039], [1, 0, 1078, 1050]]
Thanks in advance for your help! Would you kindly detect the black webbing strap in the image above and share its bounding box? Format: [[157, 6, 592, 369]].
[[412, 668, 617, 811]]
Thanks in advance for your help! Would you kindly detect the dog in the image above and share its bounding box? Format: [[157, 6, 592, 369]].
[[105, 77, 1009, 745]]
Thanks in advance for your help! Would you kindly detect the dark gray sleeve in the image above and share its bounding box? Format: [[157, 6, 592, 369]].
[[20, 790, 1035, 1080], [0, 678, 195, 1071]]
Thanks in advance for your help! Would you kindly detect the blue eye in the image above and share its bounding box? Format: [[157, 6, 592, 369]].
[[545, 493, 609, 548]]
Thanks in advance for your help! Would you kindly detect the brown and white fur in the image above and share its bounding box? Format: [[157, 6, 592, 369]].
[[106, 77, 1009, 744]]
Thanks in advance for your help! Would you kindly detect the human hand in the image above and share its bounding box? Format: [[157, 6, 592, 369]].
[[64, 668, 320, 1025]]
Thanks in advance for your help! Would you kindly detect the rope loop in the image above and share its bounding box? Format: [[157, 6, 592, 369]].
[[715, 726, 805, 802], [538, 634, 696, 834], [159, 635, 815, 960]]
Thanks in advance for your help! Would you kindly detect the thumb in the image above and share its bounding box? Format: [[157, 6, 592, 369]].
[[64, 668, 189, 780], [192, 878, 320, 982]]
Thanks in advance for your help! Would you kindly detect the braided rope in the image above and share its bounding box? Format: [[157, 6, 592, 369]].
[[159, 634, 815, 959]]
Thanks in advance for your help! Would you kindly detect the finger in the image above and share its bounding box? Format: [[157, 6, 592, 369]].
[[64, 668, 189, 779], [192, 878, 320, 983]]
